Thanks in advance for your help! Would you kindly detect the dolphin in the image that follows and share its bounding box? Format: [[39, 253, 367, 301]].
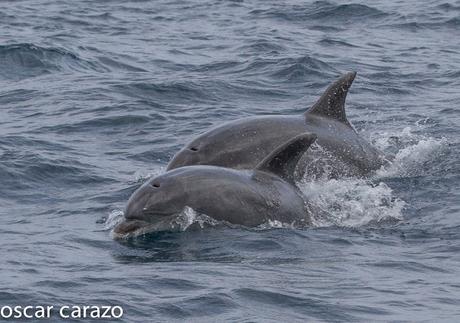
[[167, 72, 386, 179], [113, 133, 317, 237]]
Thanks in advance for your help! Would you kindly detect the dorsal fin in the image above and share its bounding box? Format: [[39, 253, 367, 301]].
[[255, 133, 317, 184], [305, 72, 356, 126]]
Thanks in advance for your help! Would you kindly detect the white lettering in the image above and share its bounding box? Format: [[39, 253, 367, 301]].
[[46, 306, 54, 318], [35, 306, 45, 319], [2, 304, 122, 319], [13, 306, 23, 319], [71, 306, 81, 318], [101, 306, 111, 318], [90, 306, 101, 318], [1, 306, 13, 319], [112, 306, 123, 318], [60, 305, 70, 318], [23, 306, 33, 318], [84, 305, 92, 318]]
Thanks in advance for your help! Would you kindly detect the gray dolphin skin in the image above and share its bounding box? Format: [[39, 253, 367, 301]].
[[167, 72, 385, 178], [114, 133, 317, 237]]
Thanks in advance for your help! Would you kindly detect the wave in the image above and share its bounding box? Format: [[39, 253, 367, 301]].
[[0, 43, 106, 80], [237, 55, 337, 82], [318, 38, 358, 48], [236, 41, 286, 55], [0, 43, 150, 80], [97, 56, 148, 72], [38, 114, 152, 135], [268, 56, 336, 82], [437, 2, 460, 11], [0, 138, 111, 192], [307, 2, 387, 20], [379, 7, 460, 31], [112, 80, 217, 104], [250, 2, 387, 23]]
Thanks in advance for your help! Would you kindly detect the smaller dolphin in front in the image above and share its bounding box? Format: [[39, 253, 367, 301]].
[[113, 133, 317, 237], [167, 72, 386, 179]]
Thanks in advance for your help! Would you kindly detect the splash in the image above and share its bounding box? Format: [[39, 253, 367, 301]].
[[298, 178, 405, 227], [294, 123, 447, 228], [107, 206, 220, 238], [257, 219, 297, 230], [104, 209, 124, 231], [169, 206, 220, 231], [132, 166, 165, 183], [373, 126, 448, 178]]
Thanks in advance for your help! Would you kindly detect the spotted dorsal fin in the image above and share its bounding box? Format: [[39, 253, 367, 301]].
[[255, 133, 317, 184], [305, 72, 356, 126]]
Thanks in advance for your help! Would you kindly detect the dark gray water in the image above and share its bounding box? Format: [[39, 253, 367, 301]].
[[1, 0, 459, 321]]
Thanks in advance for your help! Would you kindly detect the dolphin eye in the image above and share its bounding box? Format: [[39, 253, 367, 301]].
[[189, 147, 198, 151], [152, 183, 160, 188]]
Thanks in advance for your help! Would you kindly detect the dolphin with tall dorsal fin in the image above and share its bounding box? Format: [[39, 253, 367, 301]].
[[167, 72, 385, 179], [114, 133, 317, 237]]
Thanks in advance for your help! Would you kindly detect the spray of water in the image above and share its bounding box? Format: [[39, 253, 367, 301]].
[[374, 126, 447, 178], [298, 178, 405, 227], [299, 124, 447, 228], [107, 206, 220, 238]]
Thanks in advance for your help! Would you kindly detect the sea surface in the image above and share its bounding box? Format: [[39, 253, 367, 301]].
[[0, 0, 459, 322]]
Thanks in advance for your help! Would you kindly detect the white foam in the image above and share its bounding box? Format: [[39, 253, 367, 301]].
[[294, 122, 447, 229], [298, 178, 405, 227], [257, 219, 296, 230], [132, 166, 165, 183], [104, 209, 124, 230], [375, 128, 447, 178], [170, 206, 220, 231], [107, 206, 220, 238]]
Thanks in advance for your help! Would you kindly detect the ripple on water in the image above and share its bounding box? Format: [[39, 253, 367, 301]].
[[0, 43, 106, 80], [250, 2, 388, 24]]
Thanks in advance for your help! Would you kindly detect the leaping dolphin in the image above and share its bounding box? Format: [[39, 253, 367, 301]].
[[167, 72, 385, 179], [114, 133, 317, 237]]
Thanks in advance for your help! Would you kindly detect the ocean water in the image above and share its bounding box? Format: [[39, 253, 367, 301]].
[[0, 0, 459, 321]]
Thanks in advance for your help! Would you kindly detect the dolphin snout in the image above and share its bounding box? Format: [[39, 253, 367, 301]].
[[112, 219, 151, 237]]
